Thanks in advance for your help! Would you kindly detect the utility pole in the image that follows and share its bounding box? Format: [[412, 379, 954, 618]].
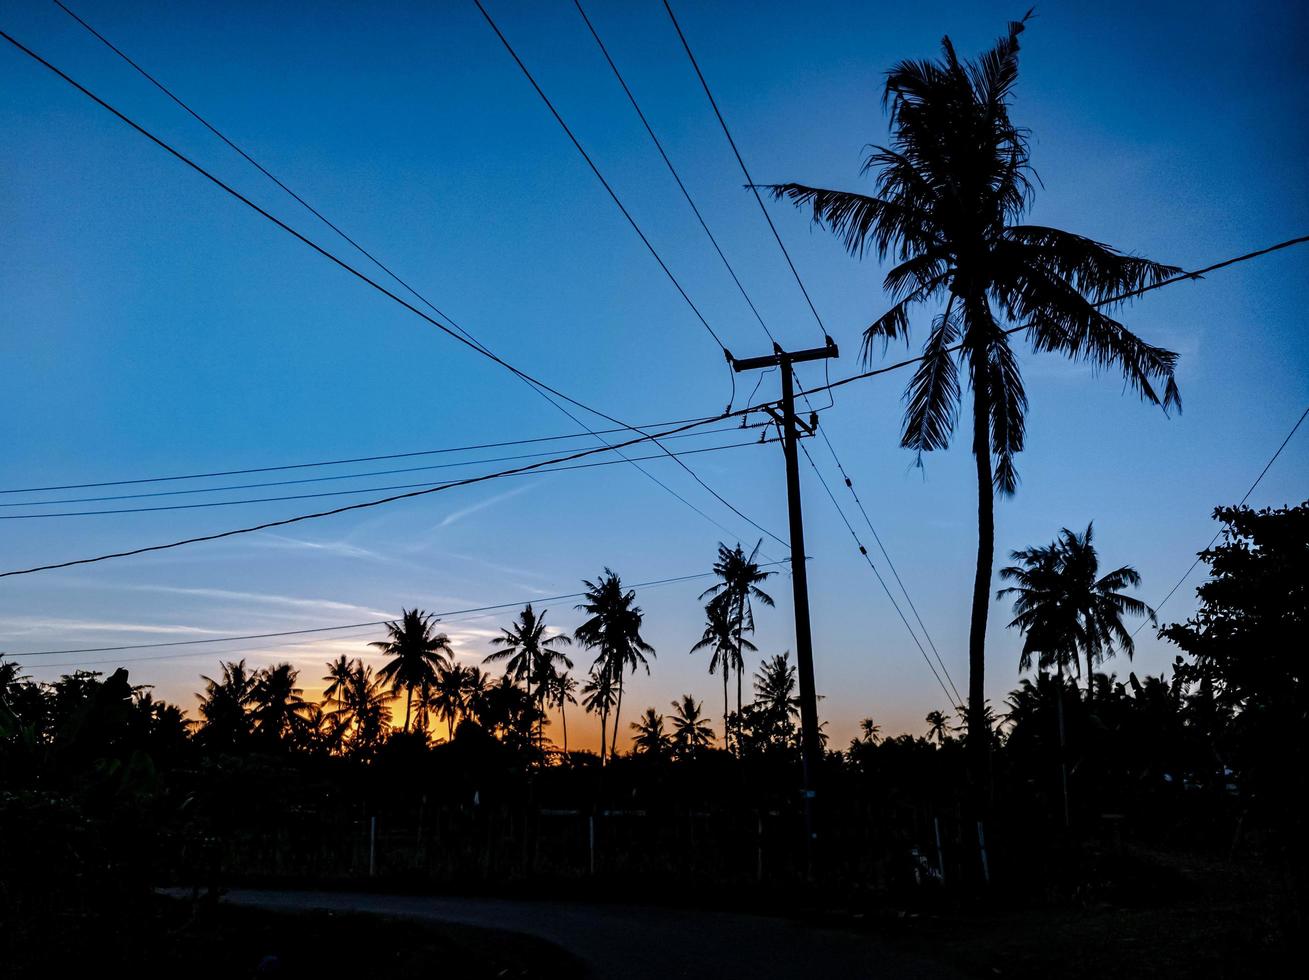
[[730, 337, 838, 874]]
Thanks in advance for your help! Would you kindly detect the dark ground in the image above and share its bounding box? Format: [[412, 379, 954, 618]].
[[1, 897, 584, 979]]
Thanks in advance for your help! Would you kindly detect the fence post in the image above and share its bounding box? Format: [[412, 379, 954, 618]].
[[934, 816, 945, 883]]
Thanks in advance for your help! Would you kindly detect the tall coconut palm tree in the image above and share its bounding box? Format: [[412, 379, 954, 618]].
[[544, 670, 579, 756], [484, 604, 572, 749], [669, 694, 714, 758], [700, 543, 774, 729], [575, 569, 655, 759], [370, 609, 452, 732], [690, 600, 754, 754], [766, 15, 1180, 782]]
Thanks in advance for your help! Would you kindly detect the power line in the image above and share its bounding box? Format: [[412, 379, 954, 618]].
[[661, 0, 828, 344], [472, 0, 734, 368], [812, 426, 959, 704], [7, 562, 789, 660], [656, 0, 958, 692], [0, 231, 1298, 575], [775, 234, 1309, 408], [3, 25, 784, 550], [46, 0, 737, 545], [0, 410, 761, 578], [0, 413, 723, 495], [796, 440, 963, 714], [0, 423, 758, 506], [572, 0, 777, 348], [0, 439, 763, 519], [1135, 402, 1309, 634]]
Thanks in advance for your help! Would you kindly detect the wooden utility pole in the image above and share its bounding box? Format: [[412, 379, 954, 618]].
[[730, 338, 837, 873]]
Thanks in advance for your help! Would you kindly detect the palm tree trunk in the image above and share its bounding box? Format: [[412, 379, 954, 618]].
[[1056, 665, 1070, 829], [610, 667, 625, 759], [404, 683, 413, 733], [560, 698, 568, 755], [1086, 651, 1095, 703], [968, 378, 995, 800], [735, 592, 747, 755], [722, 666, 729, 753], [599, 705, 608, 766]]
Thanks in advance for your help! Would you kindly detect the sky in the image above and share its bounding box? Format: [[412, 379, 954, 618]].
[[2, 0, 1306, 750]]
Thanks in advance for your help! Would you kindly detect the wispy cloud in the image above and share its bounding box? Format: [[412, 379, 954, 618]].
[[0, 616, 230, 638], [432, 484, 534, 531], [129, 585, 394, 620], [252, 533, 388, 562]]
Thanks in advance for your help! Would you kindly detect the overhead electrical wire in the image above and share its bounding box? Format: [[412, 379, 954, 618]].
[[0, 234, 1299, 576], [3, 23, 785, 551], [471, 1, 735, 375], [0, 424, 760, 507], [0, 410, 769, 578], [797, 440, 964, 714], [1134, 402, 1309, 635], [572, 0, 777, 347], [654, 0, 965, 698], [0, 413, 725, 495], [0, 438, 764, 519], [45, 0, 764, 552], [661, 0, 828, 345]]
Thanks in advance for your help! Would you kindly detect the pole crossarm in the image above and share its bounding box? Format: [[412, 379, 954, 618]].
[[728, 337, 838, 373]]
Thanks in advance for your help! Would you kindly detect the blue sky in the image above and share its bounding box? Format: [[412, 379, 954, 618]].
[[2, 0, 1306, 746]]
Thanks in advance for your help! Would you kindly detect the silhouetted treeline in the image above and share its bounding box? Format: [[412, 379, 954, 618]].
[[2, 502, 1305, 917]]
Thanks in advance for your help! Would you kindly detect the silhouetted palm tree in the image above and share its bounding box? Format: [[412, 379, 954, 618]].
[[249, 663, 312, 747], [431, 661, 469, 741], [701, 543, 774, 732], [196, 659, 257, 751], [690, 600, 754, 754], [370, 609, 452, 732], [925, 709, 950, 745], [485, 604, 572, 750], [581, 664, 616, 765], [669, 694, 714, 758], [630, 707, 669, 757], [1056, 524, 1155, 702], [750, 652, 800, 749], [461, 665, 492, 729], [544, 670, 579, 756], [1001, 524, 1155, 701], [575, 569, 654, 759], [858, 717, 882, 744], [767, 15, 1180, 781], [998, 542, 1074, 675], [344, 661, 391, 756]]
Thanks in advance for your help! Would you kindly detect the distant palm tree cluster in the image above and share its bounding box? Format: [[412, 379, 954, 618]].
[[173, 546, 799, 762]]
